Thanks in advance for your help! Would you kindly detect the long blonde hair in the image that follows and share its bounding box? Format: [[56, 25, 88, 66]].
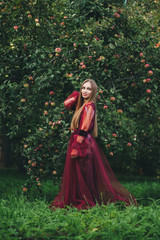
[[71, 79, 98, 137]]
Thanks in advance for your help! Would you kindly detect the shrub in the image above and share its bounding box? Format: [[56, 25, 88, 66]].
[[0, 0, 160, 191]]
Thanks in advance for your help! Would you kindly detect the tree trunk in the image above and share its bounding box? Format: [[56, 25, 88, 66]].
[[0, 134, 10, 167]]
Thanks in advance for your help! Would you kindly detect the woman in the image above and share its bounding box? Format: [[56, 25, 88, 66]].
[[49, 79, 137, 209]]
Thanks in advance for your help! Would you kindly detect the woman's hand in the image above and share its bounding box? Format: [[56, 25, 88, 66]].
[[76, 135, 84, 143], [64, 97, 76, 108], [71, 148, 78, 158]]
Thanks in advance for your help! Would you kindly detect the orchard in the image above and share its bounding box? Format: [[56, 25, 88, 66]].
[[0, 0, 160, 192]]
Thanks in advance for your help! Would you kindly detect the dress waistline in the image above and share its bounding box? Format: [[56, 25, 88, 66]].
[[72, 129, 90, 137]]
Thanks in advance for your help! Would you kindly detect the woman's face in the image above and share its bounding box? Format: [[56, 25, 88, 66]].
[[81, 82, 92, 100]]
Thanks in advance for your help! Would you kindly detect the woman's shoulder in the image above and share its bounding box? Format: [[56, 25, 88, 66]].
[[84, 101, 96, 109]]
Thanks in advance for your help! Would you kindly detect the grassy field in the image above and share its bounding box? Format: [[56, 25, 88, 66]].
[[0, 169, 160, 240]]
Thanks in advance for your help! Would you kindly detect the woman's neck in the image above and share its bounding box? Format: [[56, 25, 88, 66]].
[[83, 99, 88, 104]]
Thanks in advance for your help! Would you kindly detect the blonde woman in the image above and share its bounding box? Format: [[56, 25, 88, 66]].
[[49, 79, 137, 209]]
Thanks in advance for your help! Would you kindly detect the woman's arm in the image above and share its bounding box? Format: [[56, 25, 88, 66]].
[[71, 103, 95, 158], [64, 91, 79, 110]]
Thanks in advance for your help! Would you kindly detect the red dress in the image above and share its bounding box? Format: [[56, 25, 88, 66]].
[[49, 91, 137, 209]]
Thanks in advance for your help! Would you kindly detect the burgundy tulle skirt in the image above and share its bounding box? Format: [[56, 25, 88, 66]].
[[49, 133, 137, 210]]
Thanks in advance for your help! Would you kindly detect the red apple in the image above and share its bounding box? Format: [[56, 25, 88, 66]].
[[118, 9, 122, 13], [114, 13, 120, 18], [103, 105, 108, 109], [14, 26, 18, 30], [49, 91, 54, 95], [113, 54, 120, 58], [44, 111, 48, 115], [110, 97, 116, 101], [31, 162, 36, 167], [50, 102, 55, 106], [45, 102, 49, 106], [55, 47, 62, 53], [106, 144, 111, 148], [141, 59, 145, 63], [112, 133, 117, 137], [117, 109, 123, 114], [22, 187, 27, 192], [99, 90, 103, 94], [148, 70, 153, 76], [127, 143, 132, 147], [29, 76, 33, 80], [81, 64, 86, 69], [146, 78, 151, 82], [97, 95, 101, 100], [146, 89, 151, 94], [24, 83, 29, 88]]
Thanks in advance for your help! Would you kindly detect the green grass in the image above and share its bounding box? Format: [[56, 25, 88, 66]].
[[0, 169, 160, 240]]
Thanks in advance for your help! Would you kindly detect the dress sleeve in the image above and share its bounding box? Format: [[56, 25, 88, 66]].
[[64, 91, 79, 110], [71, 103, 95, 158]]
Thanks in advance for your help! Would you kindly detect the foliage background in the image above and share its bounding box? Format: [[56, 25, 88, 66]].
[[0, 0, 160, 190]]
